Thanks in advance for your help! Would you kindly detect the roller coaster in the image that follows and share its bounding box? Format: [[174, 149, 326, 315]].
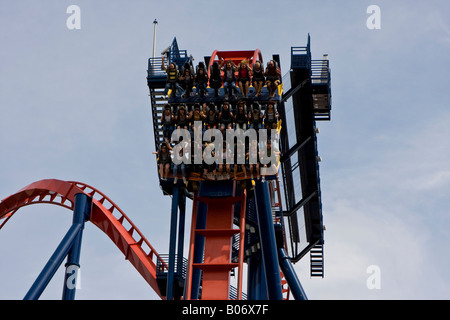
[[0, 35, 331, 300]]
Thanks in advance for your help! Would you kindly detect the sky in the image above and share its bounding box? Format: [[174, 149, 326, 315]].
[[1, 0, 450, 300]]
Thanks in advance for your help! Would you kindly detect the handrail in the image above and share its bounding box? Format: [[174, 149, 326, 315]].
[[147, 57, 166, 79], [156, 254, 188, 278], [311, 59, 330, 84]]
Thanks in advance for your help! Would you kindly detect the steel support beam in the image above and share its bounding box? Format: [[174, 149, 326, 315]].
[[254, 181, 283, 300], [167, 185, 179, 300], [62, 193, 91, 300], [24, 193, 91, 300], [188, 199, 207, 299], [278, 248, 307, 300]]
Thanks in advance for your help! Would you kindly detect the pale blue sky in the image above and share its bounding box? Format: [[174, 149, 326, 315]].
[[1, 0, 449, 299]]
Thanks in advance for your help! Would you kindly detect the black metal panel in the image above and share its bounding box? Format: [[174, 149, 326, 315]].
[[278, 37, 328, 263], [289, 69, 323, 244]]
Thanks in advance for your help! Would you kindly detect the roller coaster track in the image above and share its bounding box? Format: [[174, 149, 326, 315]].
[[0, 179, 167, 299]]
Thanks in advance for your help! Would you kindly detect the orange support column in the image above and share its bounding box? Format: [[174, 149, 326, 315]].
[[194, 197, 239, 300], [185, 181, 247, 300]]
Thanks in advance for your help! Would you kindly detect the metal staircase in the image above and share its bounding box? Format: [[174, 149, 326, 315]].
[[147, 37, 192, 151], [276, 34, 330, 280], [310, 243, 324, 278], [311, 58, 332, 121], [149, 88, 168, 148]]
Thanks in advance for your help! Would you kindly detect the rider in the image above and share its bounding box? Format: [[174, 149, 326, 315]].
[[220, 59, 238, 100], [264, 60, 281, 98], [161, 56, 185, 98]]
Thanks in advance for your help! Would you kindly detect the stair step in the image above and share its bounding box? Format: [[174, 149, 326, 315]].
[[152, 96, 169, 101], [195, 229, 240, 237], [310, 243, 324, 278], [151, 89, 166, 95], [192, 263, 239, 271]]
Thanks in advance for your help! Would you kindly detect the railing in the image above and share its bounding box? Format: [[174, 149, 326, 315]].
[[156, 254, 188, 279], [290, 34, 312, 70], [229, 285, 247, 300], [290, 47, 310, 69], [311, 58, 331, 120], [147, 57, 165, 79], [156, 253, 248, 299], [147, 54, 192, 82], [291, 46, 309, 56], [311, 59, 330, 85], [169, 49, 188, 63]]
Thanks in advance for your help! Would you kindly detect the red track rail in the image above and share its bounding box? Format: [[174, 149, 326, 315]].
[[0, 179, 167, 299]]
